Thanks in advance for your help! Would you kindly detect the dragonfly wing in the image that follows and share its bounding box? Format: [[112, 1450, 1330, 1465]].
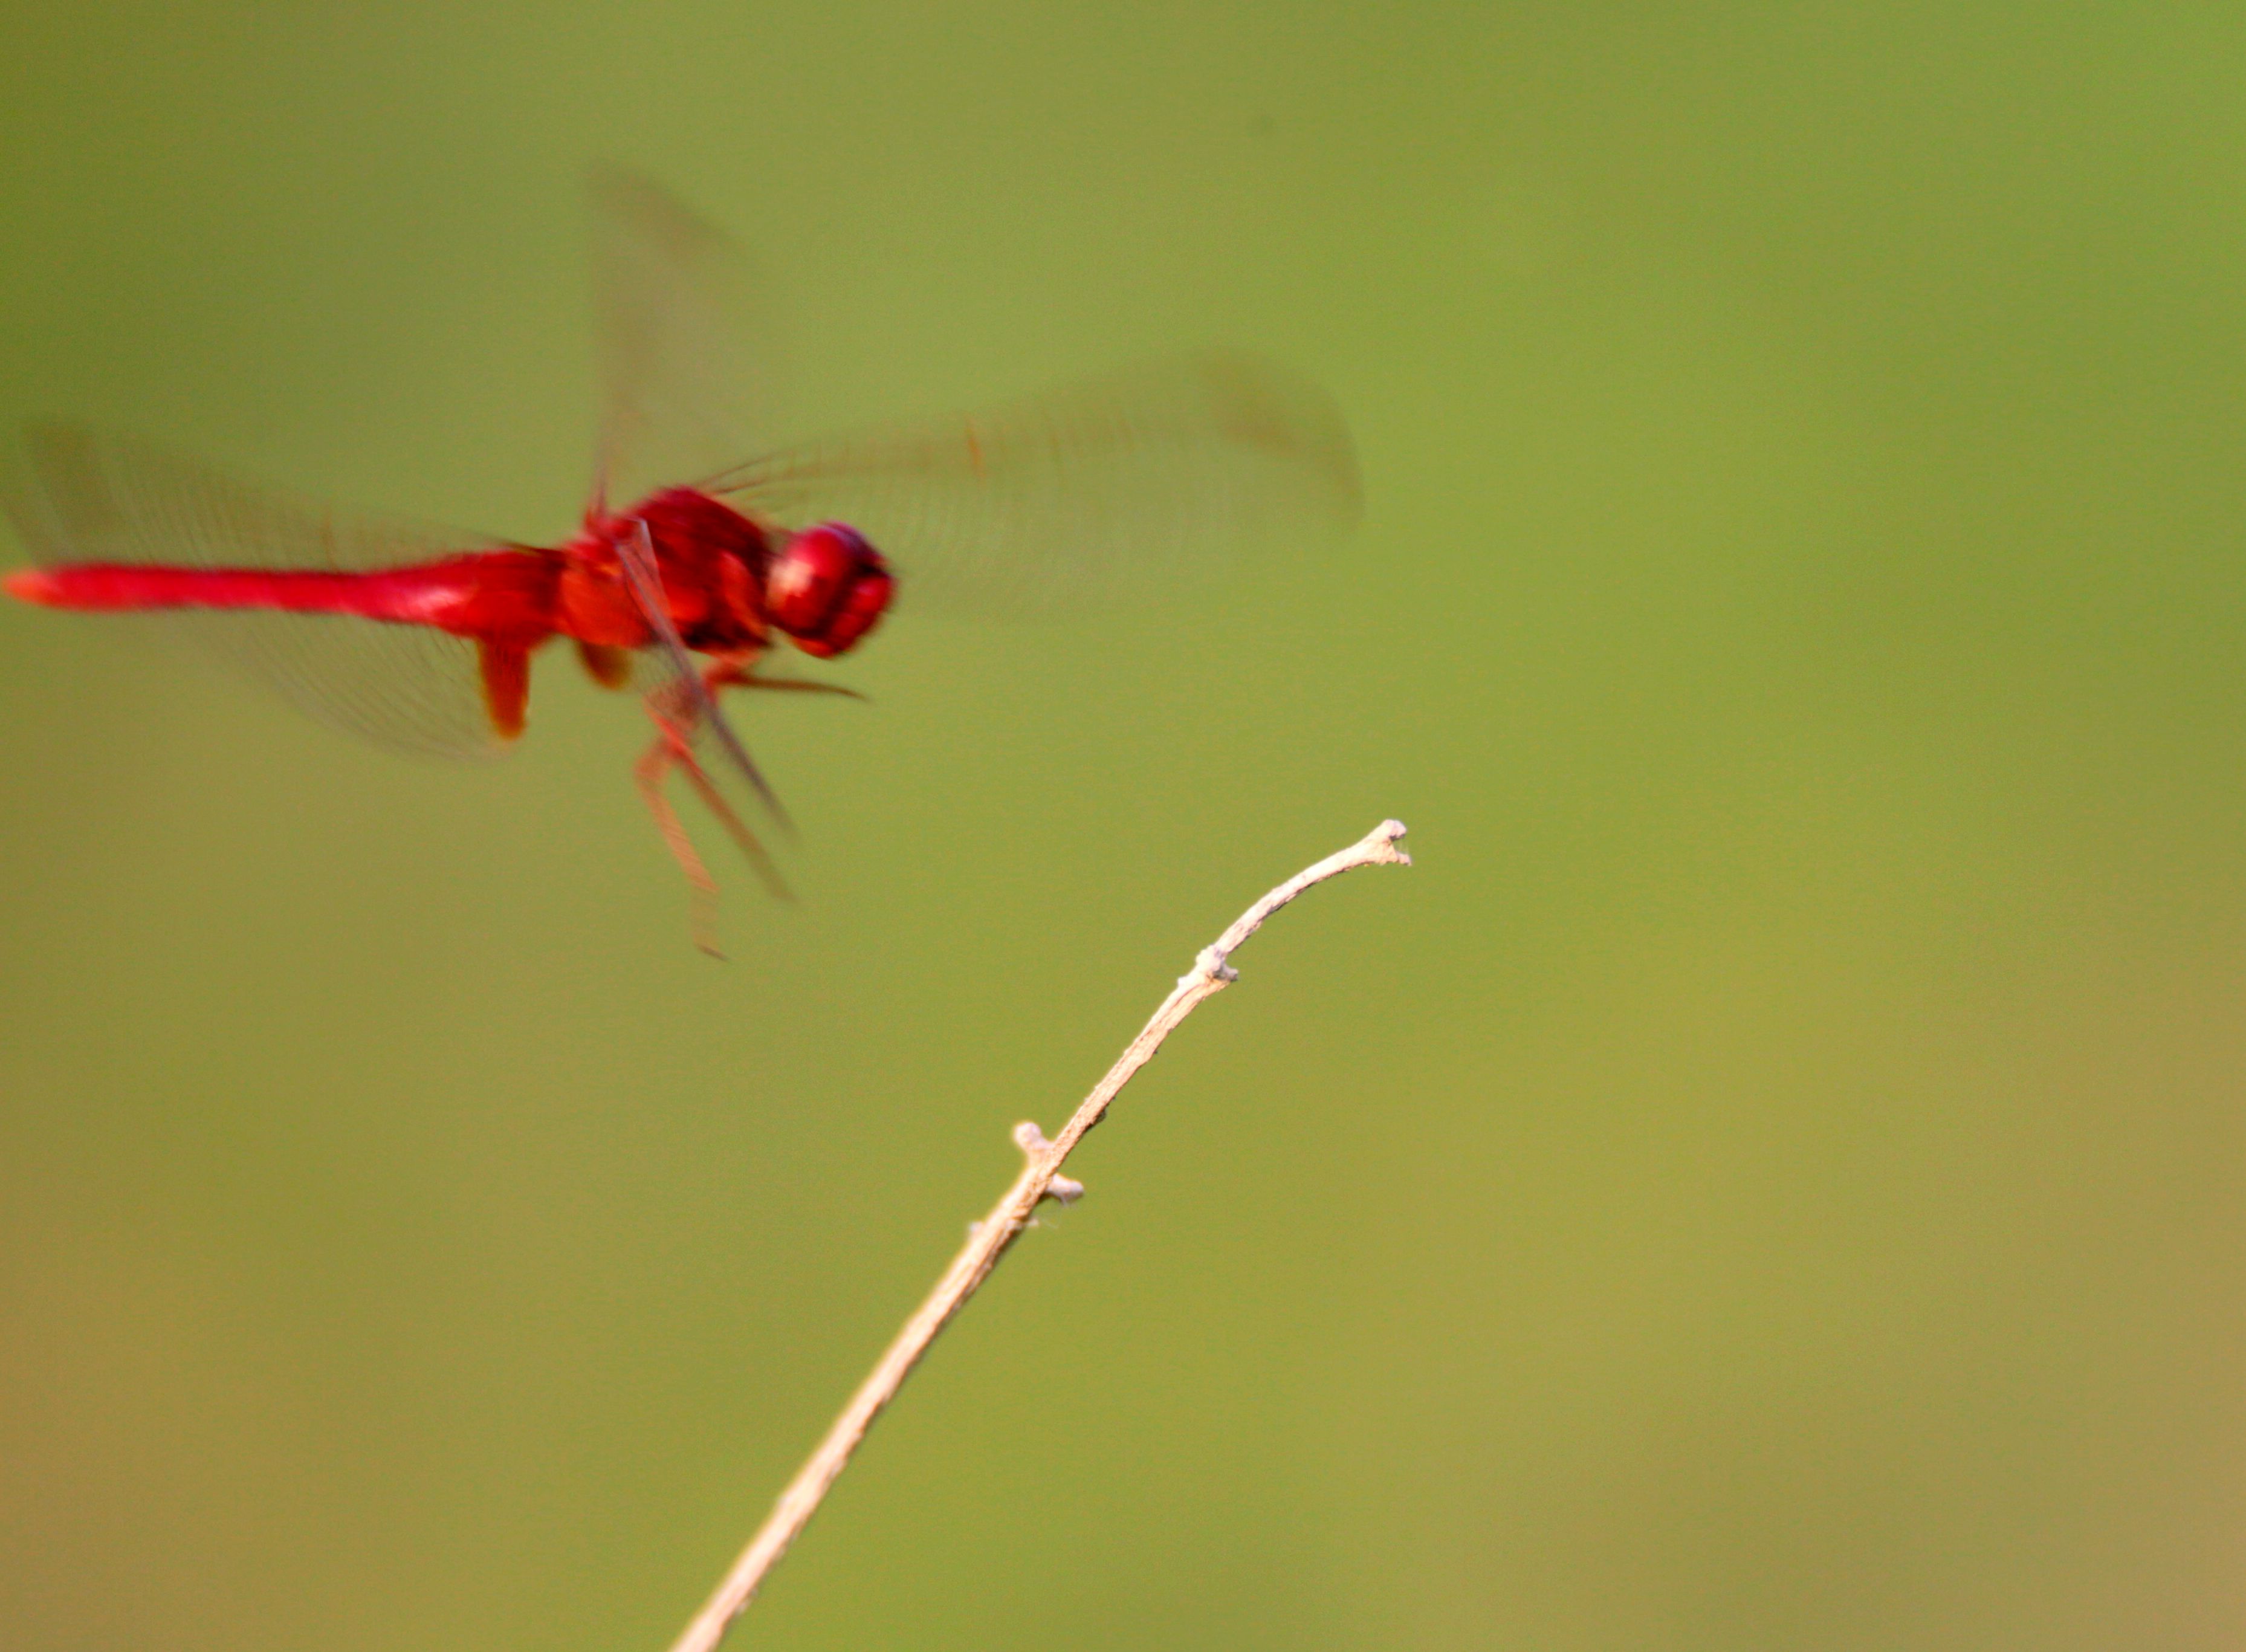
[[4, 423, 514, 759], [589, 167, 786, 511], [711, 351, 1362, 617]]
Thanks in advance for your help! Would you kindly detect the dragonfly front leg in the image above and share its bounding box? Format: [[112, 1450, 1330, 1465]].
[[703, 658, 868, 702]]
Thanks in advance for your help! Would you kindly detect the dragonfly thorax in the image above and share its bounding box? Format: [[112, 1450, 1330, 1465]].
[[564, 487, 770, 653], [564, 491, 891, 661]]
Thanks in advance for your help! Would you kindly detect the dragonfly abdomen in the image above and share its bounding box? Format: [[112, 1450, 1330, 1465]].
[[6, 552, 560, 643]]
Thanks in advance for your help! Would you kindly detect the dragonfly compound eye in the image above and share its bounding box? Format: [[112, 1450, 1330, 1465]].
[[769, 523, 895, 658]]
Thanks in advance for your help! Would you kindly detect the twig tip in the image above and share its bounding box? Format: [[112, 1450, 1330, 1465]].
[[1367, 818, 1412, 865]]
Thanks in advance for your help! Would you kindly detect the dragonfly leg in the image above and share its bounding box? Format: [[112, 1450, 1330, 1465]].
[[632, 650, 853, 952], [704, 657, 869, 702], [665, 732, 791, 901], [576, 640, 634, 690], [635, 688, 795, 956], [635, 716, 726, 957]]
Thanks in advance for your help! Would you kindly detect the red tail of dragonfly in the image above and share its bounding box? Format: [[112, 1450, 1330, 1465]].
[[2, 173, 1360, 952]]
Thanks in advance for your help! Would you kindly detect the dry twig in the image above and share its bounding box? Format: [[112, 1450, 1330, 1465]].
[[667, 818, 1413, 1652]]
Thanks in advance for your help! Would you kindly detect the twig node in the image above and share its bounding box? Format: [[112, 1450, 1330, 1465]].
[[1189, 945, 1240, 985]]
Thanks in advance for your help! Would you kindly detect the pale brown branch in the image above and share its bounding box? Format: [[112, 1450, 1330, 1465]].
[[666, 819, 1413, 1652]]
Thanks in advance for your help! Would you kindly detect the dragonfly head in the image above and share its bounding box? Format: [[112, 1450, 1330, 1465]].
[[767, 523, 894, 658]]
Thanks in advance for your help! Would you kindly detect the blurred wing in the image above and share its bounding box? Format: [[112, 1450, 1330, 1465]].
[[4, 424, 513, 759], [710, 351, 1362, 617], [589, 167, 785, 510]]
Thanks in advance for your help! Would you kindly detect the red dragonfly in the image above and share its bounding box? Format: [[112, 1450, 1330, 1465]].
[[2, 173, 1360, 951]]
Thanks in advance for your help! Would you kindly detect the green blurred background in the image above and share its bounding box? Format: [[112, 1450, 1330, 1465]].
[[6, 2, 2246, 1648]]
